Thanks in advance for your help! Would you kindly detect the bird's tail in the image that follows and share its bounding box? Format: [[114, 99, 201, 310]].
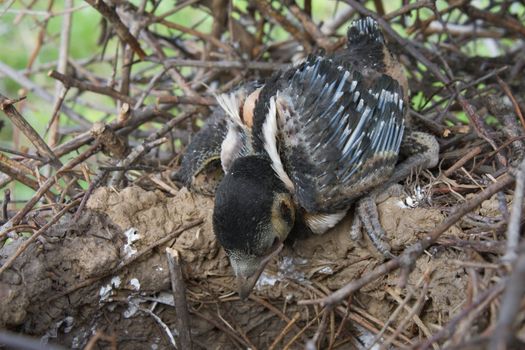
[[347, 17, 385, 48], [338, 17, 390, 72]]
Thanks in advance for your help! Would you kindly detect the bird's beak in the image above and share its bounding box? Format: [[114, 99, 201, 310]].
[[236, 242, 283, 300]]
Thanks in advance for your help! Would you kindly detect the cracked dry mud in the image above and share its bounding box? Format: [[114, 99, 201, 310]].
[[0, 185, 498, 349]]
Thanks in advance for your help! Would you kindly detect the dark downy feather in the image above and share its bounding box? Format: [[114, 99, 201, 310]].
[[173, 108, 228, 187]]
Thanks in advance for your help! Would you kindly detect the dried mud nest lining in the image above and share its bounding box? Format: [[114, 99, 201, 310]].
[[1, 184, 501, 349]]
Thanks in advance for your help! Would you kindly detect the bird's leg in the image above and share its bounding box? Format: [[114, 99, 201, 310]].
[[351, 130, 439, 258], [352, 184, 404, 259], [385, 130, 440, 186]]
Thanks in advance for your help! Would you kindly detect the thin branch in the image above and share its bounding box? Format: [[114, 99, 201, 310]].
[[148, 57, 288, 71], [0, 143, 99, 233], [0, 152, 45, 192], [0, 61, 91, 126], [416, 280, 506, 350], [0, 330, 67, 350], [383, 0, 434, 20], [503, 158, 525, 260], [49, 70, 136, 105], [464, 4, 525, 38], [0, 199, 80, 276], [49, 0, 73, 147], [254, 1, 312, 52], [0, 94, 63, 170], [50, 218, 203, 300], [166, 248, 193, 350], [490, 245, 525, 350], [157, 95, 216, 106], [1, 189, 10, 222], [85, 0, 146, 59]]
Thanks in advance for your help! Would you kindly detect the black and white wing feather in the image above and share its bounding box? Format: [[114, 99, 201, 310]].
[[272, 56, 405, 213]]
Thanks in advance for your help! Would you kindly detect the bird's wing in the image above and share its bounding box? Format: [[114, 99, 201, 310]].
[[271, 55, 405, 213], [173, 108, 228, 187], [216, 82, 264, 172], [175, 82, 262, 188]]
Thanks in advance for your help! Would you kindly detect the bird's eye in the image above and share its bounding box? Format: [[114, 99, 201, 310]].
[[280, 201, 293, 227], [271, 236, 280, 249]]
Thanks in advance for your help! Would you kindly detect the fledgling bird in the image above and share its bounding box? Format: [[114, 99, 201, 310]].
[[175, 17, 438, 299]]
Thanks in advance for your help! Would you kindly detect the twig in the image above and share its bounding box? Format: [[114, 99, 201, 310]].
[[464, 4, 525, 38], [0, 152, 49, 194], [503, 157, 525, 261], [25, 1, 53, 72], [0, 94, 63, 170], [108, 137, 167, 186], [48, 0, 73, 147], [0, 0, 16, 17], [85, 0, 146, 59], [288, 3, 332, 50], [443, 146, 482, 177], [268, 312, 301, 350], [157, 95, 216, 106], [416, 280, 506, 350], [305, 310, 329, 350], [49, 70, 136, 105], [73, 170, 109, 222], [84, 330, 117, 350], [254, 1, 313, 52], [45, 86, 69, 140], [153, 17, 234, 54], [0, 94, 82, 195], [0, 61, 90, 126], [383, 0, 434, 20], [321, 7, 355, 35], [0, 143, 99, 233], [456, 93, 507, 167], [0, 103, 172, 190], [134, 68, 167, 109], [166, 248, 193, 350], [0, 225, 38, 242], [109, 107, 196, 186], [490, 245, 525, 350], [248, 295, 310, 344], [149, 57, 288, 71], [1, 189, 10, 222], [0, 329, 67, 350], [381, 278, 431, 350], [496, 76, 525, 130], [0, 146, 46, 161], [190, 309, 247, 349], [50, 218, 203, 300], [0, 199, 80, 276], [139, 308, 177, 349], [366, 275, 424, 350], [91, 122, 129, 159]]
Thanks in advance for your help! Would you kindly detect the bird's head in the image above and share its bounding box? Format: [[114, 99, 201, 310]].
[[213, 156, 295, 299]]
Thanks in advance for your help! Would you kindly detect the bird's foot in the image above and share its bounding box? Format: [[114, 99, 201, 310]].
[[350, 184, 405, 260]]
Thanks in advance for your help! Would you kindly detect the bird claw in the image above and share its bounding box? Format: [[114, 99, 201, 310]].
[[349, 213, 364, 243], [350, 130, 439, 259], [351, 184, 406, 259]]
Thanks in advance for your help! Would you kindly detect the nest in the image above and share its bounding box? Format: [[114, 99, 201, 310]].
[[1, 1, 525, 349]]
